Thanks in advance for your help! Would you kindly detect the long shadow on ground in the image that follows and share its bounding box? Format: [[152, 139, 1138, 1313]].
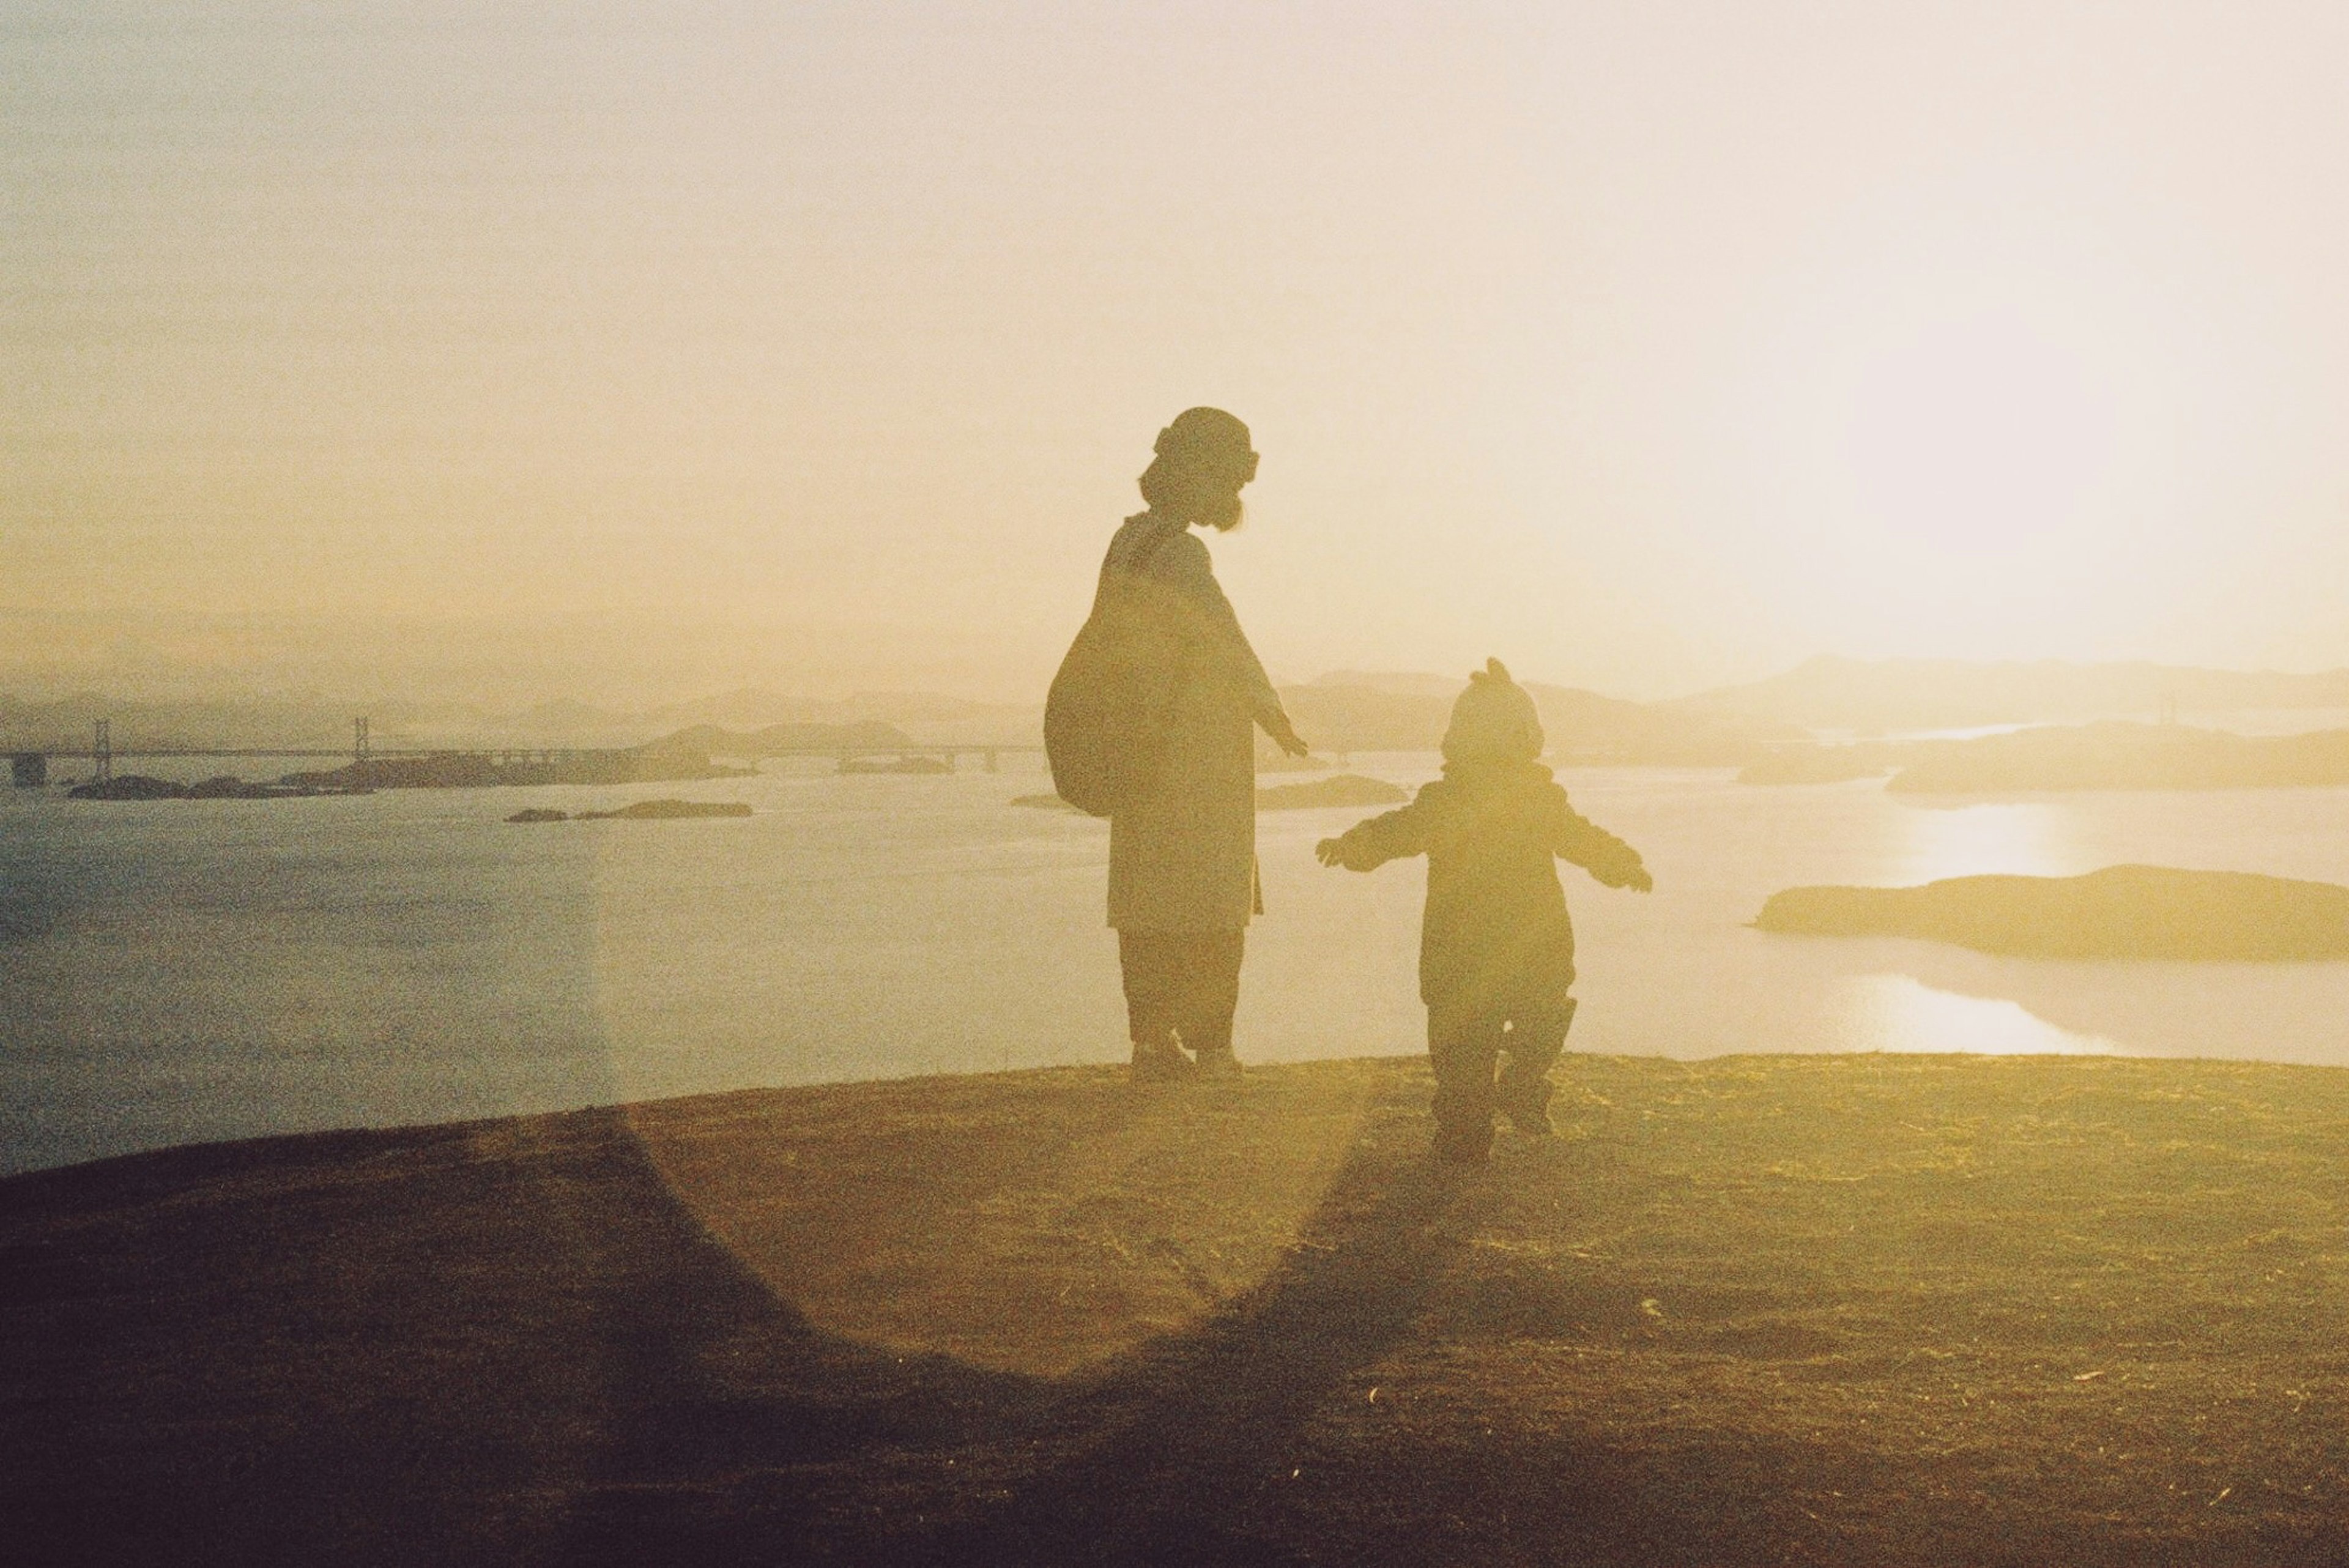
[[0, 1069, 1799, 1567], [15, 1057, 2347, 1567]]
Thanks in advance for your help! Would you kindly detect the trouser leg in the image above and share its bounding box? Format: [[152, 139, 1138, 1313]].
[[1497, 998, 1576, 1131], [1174, 930, 1245, 1061], [1117, 930, 1182, 1048], [1118, 929, 1245, 1072], [1427, 1006, 1504, 1164]]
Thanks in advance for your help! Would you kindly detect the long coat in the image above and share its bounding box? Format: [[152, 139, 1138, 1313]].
[[1101, 513, 1285, 932], [1326, 759, 1646, 1014]]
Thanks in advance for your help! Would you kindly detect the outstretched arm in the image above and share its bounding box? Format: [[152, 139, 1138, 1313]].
[[1552, 796, 1652, 891], [1316, 796, 1435, 872], [1159, 533, 1306, 754]]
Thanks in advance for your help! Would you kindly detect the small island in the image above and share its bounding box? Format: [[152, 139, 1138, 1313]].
[[507, 800, 752, 823], [1009, 792, 1083, 812], [1003, 775, 1413, 814], [1754, 863, 2349, 960], [582, 799, 752, 820], [1255, 774, 1411, 811], [839, 754, 952, 775], [69, 775, 371, 801]]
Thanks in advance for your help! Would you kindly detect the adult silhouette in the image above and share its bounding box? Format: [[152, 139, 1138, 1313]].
[[1100, 408, 1307, 1082]]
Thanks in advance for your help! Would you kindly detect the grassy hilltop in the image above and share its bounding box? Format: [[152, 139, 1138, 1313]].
[[7, 1053, 2349, 1566]]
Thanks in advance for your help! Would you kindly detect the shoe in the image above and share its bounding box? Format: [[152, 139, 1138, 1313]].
[[1130, 1036, 1196, 1085], [1497, 1075, 1556, 1137], [1431, 1124, 1494, 1167], [1501, 1101, 1556, 1137], [1193, 1049, 1244, 1082]]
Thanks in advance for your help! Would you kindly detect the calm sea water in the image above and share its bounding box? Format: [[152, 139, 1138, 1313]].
[[6, 756, 2349, 1173]]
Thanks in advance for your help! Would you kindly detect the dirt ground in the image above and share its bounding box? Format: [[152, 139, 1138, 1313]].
[[8, 1052, 2349, 1566]]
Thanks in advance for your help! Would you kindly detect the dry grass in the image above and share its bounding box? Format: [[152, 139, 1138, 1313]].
[[7, 1052, 2349, 1564]]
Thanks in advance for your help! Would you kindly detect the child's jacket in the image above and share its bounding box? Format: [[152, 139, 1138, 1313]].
[[1326, 759, 1644, 1013]]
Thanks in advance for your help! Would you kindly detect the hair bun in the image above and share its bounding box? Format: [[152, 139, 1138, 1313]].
[[1156, 407, 1253, 461]]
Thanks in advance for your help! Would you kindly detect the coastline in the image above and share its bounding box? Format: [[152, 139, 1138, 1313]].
[[7, 1051, 2349, 1564]]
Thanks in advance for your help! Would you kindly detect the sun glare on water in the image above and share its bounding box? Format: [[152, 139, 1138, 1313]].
[[1891, 799, 2080, 885], [1858, 800, 2110, 1055], [1846, 973, 2119, 1056]]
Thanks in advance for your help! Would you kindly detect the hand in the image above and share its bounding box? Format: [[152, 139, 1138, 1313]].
[[1264, 712, 1308, 757], [1315, 837, 1344, 867], [1620, 864, 1653, 893]]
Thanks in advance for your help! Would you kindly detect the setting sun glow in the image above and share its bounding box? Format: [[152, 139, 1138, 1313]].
[[9, 4, 2349, 698]]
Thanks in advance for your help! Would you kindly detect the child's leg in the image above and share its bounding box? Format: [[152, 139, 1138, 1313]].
[[1497, 997, 1577, 1132], [1427, 1004, 1504, 1164]]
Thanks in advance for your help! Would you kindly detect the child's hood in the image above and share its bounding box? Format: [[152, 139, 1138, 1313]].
[[1440, 658, 1546, 765]]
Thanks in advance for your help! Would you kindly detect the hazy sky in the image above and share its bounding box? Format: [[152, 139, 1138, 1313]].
[[9, 1, 2349, 702]]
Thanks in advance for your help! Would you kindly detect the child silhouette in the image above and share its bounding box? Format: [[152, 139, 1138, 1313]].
[[1318, 660, 1652, 1164]]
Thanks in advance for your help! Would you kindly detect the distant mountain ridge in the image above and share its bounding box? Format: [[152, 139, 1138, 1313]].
[[1883, 723, 2349, 794], [642, 688, 1035, 731], [20, 657, 2349, 764], [0, 693, 455, 753], [0, 691, 1032, 754], [1677, 655, 2349, 734], [655, 721, 919, 756], [1305, 671, 1477, 699], [1277, 676, 1796, 764]]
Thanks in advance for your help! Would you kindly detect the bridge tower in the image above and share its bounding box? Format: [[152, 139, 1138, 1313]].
[[93, 719, 112, 787], [354, 716, 371, 766]]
